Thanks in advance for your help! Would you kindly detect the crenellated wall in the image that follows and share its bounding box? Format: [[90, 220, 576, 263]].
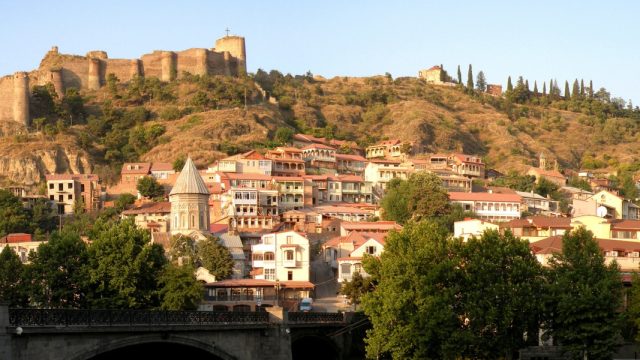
[[0, 35, 247, 127]]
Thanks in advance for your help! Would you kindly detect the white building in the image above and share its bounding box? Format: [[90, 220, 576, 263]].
[[453, 218, 499, 241], [449, 192, 523, 222], [251, 231, 310, 282]]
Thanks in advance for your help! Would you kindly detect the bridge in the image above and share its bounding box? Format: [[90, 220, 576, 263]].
[[0, 305, 365, 360]]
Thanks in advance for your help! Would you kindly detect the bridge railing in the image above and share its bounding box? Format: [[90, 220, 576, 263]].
[[9, 308, 269, 327], [287, 312, 345, 324]]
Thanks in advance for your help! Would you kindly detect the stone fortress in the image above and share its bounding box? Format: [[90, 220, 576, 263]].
[[0, 35, 246, 127]]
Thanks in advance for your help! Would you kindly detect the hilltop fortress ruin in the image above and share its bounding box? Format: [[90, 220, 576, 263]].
[[0, 35, 246, 127]]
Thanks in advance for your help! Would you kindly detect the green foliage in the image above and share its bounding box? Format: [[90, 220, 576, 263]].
[[567, 176, 592, 192], [159, 106, 184, 121], [381, 172, 451, 224], [0, 189, 31, 237], [340, 271, 374, 310], [491, 171, 536, 192], [545, 228, 622, 359], [466, 64, 474, 90], [114, 193, 136, 212], [196, 237, 234, 280], [362, 223, 544, 359], [173, 155, 186, 172], [158, 264, 203, 310], [475, 70, 486, 92], [534, 177, 559, 198], [168, 235, 197, 266], [136, 176, 165, 199], [27, 230, 90, 308], [0, 247, 28, 306], [87, 219, 167, 309], [106, 73, 119, 96], [274, 127, 294, 145]]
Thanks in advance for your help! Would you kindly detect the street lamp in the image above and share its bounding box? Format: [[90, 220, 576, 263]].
[[275, 279, 281, 308]]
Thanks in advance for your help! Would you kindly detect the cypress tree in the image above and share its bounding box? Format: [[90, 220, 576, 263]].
[[533, 81, 539, 96], [525, 80, 530, 91], [589, 80, 594, 98], [580, 79, 585, 96], [507, 76, 513, 92], [457, 65, 462, 84], [572, 79, 579, 99], [564, 80, 570, 99], [467, 64, 474, 90], [549, 78, 555, 99], [542, 82, 546, 96]]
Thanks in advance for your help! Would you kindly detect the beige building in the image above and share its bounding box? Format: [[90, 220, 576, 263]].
[[572, 190, 640, 220], [418, 65, 444, 84], [364, 160, 413, 190], [121, 201, 171, 233], [251, 231, 310, 283], [211, 151, 273, 176], [454, 219, 500, 241], [45, 174, 101, 215], [323, 232, 386, 282], [365, 139, 409, 160]]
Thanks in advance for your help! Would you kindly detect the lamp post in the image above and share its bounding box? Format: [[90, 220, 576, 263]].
[[275, 279, 281, 308]]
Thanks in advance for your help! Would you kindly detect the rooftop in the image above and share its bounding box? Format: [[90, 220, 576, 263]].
[[169, 157, 210, 196]]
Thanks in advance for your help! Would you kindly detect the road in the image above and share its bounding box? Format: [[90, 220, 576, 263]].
[[310, 257, 352, 312]]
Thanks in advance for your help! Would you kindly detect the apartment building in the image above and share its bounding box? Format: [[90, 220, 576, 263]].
[[45, 174, 101, 215]]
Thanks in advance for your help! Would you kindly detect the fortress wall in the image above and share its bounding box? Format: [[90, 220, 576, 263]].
[[206, 51, 228, 75], [0, 76, 15, 122], [104, 59, 136, 82], [176, 48, 207, 76], [140, 51, 165, 79], [58, 59, 90, 90], [214, 36, 246, 75]]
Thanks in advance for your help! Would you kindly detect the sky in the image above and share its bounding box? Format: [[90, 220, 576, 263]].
[[1, 1, 638, 104]]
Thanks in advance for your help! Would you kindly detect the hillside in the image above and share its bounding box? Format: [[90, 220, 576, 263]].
[[1, 71, 639, 188]]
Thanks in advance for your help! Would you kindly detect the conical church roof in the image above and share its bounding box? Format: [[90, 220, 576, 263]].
[[169, 157, 210, 196]]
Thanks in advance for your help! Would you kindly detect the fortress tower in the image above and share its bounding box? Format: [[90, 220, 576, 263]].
[[169, 157, 210, 237], [215, 35, 246, 75], [13, 72, 29, 127]]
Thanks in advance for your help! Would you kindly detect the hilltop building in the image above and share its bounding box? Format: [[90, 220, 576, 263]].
[[169, 157, 211, 238]]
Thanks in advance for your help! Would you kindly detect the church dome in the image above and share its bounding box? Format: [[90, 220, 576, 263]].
[[169, 157, 209, 196]]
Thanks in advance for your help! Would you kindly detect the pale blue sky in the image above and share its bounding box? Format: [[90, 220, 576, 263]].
[[1, 1, 638, 103]]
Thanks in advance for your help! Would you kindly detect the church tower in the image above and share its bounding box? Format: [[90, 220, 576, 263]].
[[170, 157, 210, 236], [539, 152, 547, 170]]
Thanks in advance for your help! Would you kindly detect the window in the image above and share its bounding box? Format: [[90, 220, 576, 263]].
[[366, 246, 376, 255], [58, 184, 63, 191], [288, 271, 293, 281], [285, 250, 294, 261], [264, 252, 275, 261], [67, 183, 72, 189], [286, 235, 292, 244], [341, 263, 351, 275], [49, 183, 54, 189], [49, 195, 54, 200], [265, 268, 275, 280], [253, 253, 264, 261]]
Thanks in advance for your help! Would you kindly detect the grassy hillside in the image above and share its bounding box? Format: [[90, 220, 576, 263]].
[[2, 70, 639, 187]]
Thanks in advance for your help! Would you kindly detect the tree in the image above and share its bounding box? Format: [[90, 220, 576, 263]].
[[533, 81, 539, 96], [572, 79, 580, 100], [196, 237, 234, 280], [340, 270, 374, 310], [589, 80, 594, 98], [381, 172, 451, 225], [542, 81, 547, 96], [457, 65, 462, 84], [564, 81, 570, 99], [136, 176, 165, 199], [274, 127, 294, 145], [467, 64, 474, 90], [61, 88, 85, 125], [534, 177, 559, 198], [546, 227, 622, 360], [158, 264, 203, 310], [507, 76, 513, 92], [87, 219, 167, 309], [172, 155, 186, 172], [475, 71, 487, 92], [114, 193, 136, 212], [459, 230, 544, 359], [27, 230, 90, 308], [0, 189, 31, 237], [362, 221, 463, 359], [168, 234, 197, 265], [0, 247, 28, 306], [29, 198, 57, 234]]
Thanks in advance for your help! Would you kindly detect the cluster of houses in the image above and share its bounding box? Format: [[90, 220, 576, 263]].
[[4, 132, 640, 312]]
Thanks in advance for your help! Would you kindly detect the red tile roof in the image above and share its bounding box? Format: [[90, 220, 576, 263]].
[[225, 173, 274, 181], [45, 174, 99, 181], [531, 236, 640, 255], [301, 143, 336, 151], [610, 219, 640, 230], [150, 163, 174, 171], [122, 201, 171, 215], [449, 192, 522, 202], [0, 233, 32, 243], [341, 221, 402, 231], [335, 153, 367, 162], [209, 224, 229, 234], [272, 176, 304, 182], [121, 163, 151, 174], [204, 279, 314, 289]]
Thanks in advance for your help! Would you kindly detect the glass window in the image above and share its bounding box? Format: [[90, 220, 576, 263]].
[[285, 250, 294, 260], [264, 252, 275, 261]]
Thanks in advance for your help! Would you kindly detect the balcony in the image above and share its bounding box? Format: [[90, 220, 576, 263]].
[[283, 259, 299, 268], [252, 260, 275, 269], [252, 243, 275, 253]]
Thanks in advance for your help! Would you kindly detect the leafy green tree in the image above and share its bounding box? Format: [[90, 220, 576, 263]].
[[196, 237, 234, 280], [580, 79, 585, 96], [507, 76, 513, 92], [158, 264, 203, 310], [340, 271, 374, 310], [0, 246, 28, 306], [467, 64, 474, 90], [567, 176, 592, 192], [381, 172, 451, 224], [87, 219, 167, 309], [172, 155, 186, 172], [27, 230, 90, 308], [475, 71, 486, 92], [61, 88, 85, 125], [114, 193, 136, 212], [29, 198, 57, 234], [542, 81, 547, 96], [491, 171, 536, 192], [274, 127, 294, 145], [459, 230, 544, 359], [362, 221, 462, 359], [168, 234, 197, 265], [0, 189, 31, 237], [106, 73, 119, 96], [546, 227, 622, 360], [457, 65, 462, 84], [136, 176, 165, 199], [534, 177, 559, 198]]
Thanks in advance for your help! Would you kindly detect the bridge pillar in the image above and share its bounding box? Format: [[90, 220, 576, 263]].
[[0, 304, 13, 360]]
